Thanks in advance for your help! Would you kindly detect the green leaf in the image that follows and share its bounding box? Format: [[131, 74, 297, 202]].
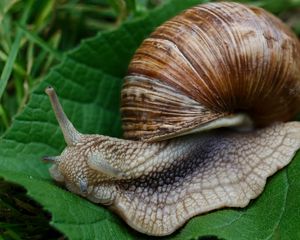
[[0, 0, 299, 239]]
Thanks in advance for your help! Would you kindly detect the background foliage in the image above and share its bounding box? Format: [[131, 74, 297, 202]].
[[0, 0, 299, 239]]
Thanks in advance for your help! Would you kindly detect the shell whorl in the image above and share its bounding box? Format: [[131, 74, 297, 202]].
[[121, 2, 300, 141]]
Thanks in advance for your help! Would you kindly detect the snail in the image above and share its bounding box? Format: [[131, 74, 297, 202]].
[[43, 2, 300, 237]]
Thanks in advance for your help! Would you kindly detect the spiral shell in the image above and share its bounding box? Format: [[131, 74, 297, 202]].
[[121, 2, 300, 141]]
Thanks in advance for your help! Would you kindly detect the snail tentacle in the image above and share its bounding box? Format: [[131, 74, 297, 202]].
[[45, 86, 82, 146]]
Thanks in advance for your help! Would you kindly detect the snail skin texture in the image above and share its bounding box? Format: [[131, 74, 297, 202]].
[[44, 2, 300, 237]]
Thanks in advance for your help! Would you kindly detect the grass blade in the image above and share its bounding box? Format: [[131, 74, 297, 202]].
[[0, 0, 33, 99], [17, 24, 63, 61]]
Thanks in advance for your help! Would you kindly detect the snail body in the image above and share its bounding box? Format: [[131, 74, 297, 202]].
[[44, 2, 300, 236]]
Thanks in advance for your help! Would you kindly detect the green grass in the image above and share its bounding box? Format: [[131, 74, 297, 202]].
[[0, 0, 115, 135], [0, 179, 61, 240]]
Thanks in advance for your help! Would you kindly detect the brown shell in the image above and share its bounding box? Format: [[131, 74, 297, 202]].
[[121, 2, 300, 141]]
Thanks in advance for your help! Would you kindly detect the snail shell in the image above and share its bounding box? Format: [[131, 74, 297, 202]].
[[121, 2, 300, 141]]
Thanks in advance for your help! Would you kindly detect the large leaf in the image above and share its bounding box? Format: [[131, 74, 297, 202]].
[[0, 0, 299, 239]]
